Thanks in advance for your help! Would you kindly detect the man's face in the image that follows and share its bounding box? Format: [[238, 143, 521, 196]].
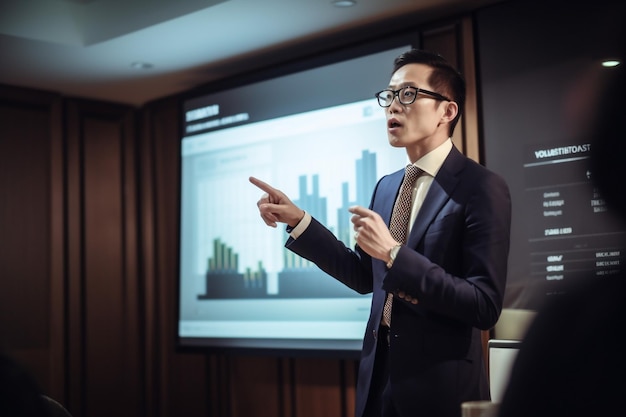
[[384, 63, 452, 157]]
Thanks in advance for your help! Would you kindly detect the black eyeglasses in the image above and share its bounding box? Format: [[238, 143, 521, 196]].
[[374, 86, 451, 107]]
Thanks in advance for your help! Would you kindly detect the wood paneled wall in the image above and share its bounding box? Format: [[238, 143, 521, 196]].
[[0, 86, 64, 400], [63, 99, 144, 417], [0, 14, 478, 417]]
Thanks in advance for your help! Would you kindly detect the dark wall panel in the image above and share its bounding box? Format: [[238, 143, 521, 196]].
[[0, 104, 51, 349], [228, 356, 283, 417], [292, 358, 347, 417], [0, 86, 65, 401], [65, 100, 142, 417]]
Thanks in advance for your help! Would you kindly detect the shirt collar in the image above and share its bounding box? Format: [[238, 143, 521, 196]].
[[413, 138, 453, 177]]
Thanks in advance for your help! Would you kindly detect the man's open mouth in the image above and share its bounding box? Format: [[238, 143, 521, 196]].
[[388, 119, 401, 128]]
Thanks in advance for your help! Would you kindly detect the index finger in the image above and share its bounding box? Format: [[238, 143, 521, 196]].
[[249, 176, 278, 195], [348, 205, 371, 216]]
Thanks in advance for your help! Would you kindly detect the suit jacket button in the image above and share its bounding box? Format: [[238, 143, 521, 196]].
[[373, 329, 377, 339]]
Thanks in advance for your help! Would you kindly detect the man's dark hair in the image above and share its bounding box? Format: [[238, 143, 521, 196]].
[[393, 49, 465, 136]]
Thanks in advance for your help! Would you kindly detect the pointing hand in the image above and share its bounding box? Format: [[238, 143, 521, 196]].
[[249, 176, 305, 228]]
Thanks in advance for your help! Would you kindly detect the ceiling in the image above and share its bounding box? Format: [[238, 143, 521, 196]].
[[0, 0, 501, 107]]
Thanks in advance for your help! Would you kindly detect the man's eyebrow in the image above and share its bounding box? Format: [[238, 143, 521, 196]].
[[388, 82, 417, 89]]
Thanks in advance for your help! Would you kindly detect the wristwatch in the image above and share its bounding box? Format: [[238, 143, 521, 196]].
[[386, 244, 402, 269]]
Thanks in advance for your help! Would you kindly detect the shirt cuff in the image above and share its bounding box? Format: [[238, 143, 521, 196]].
[[288, 211, 311, 239]]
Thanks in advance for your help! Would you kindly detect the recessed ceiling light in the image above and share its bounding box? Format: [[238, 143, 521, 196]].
[[130, 61, 154, 70], [332, 0, 356, 7], [601, 59, 621, 68]]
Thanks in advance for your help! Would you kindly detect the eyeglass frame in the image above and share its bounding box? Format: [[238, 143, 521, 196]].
[[374, 86, 452, 107]]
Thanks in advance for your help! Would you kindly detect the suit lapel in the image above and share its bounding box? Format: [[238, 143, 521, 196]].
[[376, 169, 405, 225], [406, 146, 465, 248]]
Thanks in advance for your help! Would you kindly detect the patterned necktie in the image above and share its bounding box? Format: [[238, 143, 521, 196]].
[[382, 164, 423, 327]]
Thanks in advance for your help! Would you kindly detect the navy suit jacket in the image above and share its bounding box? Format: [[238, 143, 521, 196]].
[[286, 146, 511, 417]]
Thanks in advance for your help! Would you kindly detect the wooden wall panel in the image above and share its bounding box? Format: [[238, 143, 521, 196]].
[[83, 117, 127, 414], [228, 356, 283, 417], [137, 104, 161, 417], [65, 100, 142, 417], [292, 358, 345, 417], [0, 86, 66, 402], [0, 102, 51, 348]]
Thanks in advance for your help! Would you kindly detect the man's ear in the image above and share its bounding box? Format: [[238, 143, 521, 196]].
[[441, 101, 459, 123]]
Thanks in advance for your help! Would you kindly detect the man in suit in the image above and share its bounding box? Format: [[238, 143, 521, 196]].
[[250, 49, 511, 417]]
